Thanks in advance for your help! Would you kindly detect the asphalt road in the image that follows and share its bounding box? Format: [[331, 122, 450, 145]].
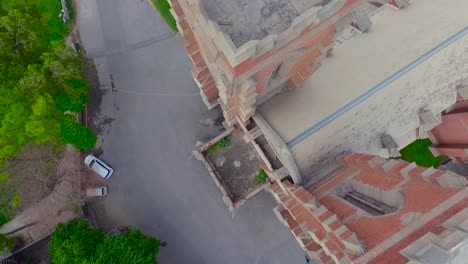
[[76, 0, 309, 263]]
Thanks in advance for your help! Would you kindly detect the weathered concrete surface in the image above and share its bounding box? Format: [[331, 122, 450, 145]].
[[201, 0, 327, 46], [259, 1, 468, 181], [76, 0, 309, 263], [206, 132, 263, 201]]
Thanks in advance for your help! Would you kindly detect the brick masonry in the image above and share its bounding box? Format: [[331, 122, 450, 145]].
[[269, 153, 468, 263], [169, 0, 373, 126], [429, 99, 468, 160]]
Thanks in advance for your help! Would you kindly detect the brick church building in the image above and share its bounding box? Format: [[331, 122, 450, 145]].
[[168, 0, 468, 262]]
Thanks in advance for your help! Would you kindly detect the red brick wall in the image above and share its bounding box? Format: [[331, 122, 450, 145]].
[[177, 17, 219, 103], [271, 180, 360, 263], [431, 112, 468, 145], [172, 0, 363, 123], [272, 153, 467, 263]]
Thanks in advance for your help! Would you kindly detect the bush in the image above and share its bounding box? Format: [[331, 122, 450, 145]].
[[208, 138, 230, 154], [256, 169, 268, 184], [0, 233, 15, 252], [400, 139, 443, 168], [60, 115, 96, 150], [0, 213, 9, 226]]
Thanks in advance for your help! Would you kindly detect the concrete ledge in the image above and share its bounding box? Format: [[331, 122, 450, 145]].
[[253, 114, 302, 184]]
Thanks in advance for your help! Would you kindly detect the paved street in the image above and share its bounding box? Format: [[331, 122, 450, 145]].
[[76, 0, 307, 263]]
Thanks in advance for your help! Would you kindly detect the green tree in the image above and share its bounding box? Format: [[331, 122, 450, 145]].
[[49, 220, 160, 264], [0, 0, 96, 163], [49, 220, 104, 264], [60, 115, 96, 150]]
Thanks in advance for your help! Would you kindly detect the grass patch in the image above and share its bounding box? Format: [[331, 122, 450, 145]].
[[151, 0, 178, 32], [208, 138, 229, 154], [256, 169, 268, 184], [400, 139, 443, 168]]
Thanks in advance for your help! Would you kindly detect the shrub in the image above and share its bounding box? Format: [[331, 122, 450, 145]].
[[400, 139, 443, 167], [0, 233, 15, 252], [0, 213, 9, 226], [11, 195, 20, 207], [60, 115, 96, 150], [208, 138, 230, 154], [256, 169, 268, 183]]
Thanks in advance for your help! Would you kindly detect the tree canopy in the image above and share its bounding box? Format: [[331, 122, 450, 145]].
[[49, 220, 160, 264], [0, 0, 96, 164]]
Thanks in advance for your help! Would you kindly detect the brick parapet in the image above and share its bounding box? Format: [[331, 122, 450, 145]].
[[170, 0, 370, 125], [300, 153, 468, 264], [270, 180, 364, 263], [428, 100, 468, 160], [177, 0, 362, 69]]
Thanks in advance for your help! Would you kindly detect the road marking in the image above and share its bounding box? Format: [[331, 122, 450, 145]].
[[287, 26, 468, 148]]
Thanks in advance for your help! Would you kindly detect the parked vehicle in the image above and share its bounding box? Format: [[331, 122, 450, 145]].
[[84, 155, 114, 179], [86, 186, 108, 197]]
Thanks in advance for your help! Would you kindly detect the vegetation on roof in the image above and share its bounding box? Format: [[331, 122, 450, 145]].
[[208, 138, 230, 154], [399, 139, 443, 168], [256, 169, 268, 184]]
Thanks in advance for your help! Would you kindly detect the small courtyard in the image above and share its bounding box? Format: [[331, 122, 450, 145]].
[[205, 131, 267, 202]]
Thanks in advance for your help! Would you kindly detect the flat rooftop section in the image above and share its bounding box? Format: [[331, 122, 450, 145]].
[[205, 132, 263, 201], [259, 0, 468, 178], [200, 0, 328, 47]]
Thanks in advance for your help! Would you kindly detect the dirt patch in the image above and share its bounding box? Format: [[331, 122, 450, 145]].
[[0, 143, 64, 224], [0, 146, 82, 246], [206, 131, 263, 201], [85, 58, 108, 136]]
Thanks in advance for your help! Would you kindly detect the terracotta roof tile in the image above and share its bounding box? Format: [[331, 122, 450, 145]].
[[353, 171, 402, 190], [319, 195, 357, 220], [368, 197, 468, 264], [339, 230, 353, 240], [271, 182, 282, 193], [310, 169, 359, 197], [329, 220, 342, 231], [305, 241, 322, 252], [293, 187, 315, 203], [319, 254, 334, 264], [318, 210, 333, 222], [273, 154, 467, 264]]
